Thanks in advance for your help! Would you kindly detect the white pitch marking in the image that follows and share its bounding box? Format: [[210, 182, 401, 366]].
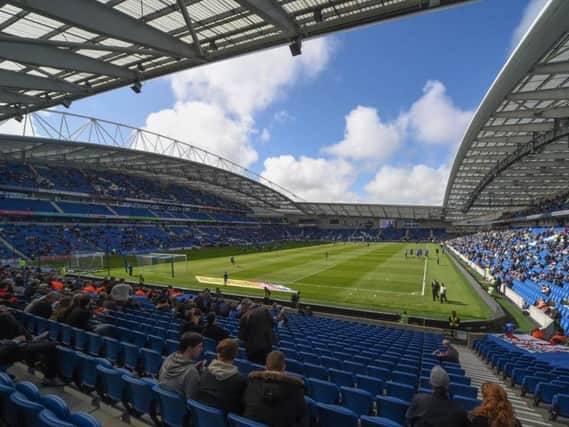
[[421, 256, 428, 296]]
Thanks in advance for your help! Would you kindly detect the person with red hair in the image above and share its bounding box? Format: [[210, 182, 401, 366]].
[[470, 382, 521, 427]]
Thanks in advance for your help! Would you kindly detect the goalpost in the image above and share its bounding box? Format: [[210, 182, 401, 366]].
[[136, 252, 188, 277], [70, 252, 105, 272]]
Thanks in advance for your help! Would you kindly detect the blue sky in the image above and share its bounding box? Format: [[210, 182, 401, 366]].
[[12, 0, 548, 205]]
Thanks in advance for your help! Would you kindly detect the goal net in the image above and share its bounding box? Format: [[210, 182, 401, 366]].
[[70, 252, 105, 272], [136, 252, 188, 276]]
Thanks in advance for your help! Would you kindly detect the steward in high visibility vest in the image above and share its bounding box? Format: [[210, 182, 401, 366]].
[[449, 310, 460, 330]]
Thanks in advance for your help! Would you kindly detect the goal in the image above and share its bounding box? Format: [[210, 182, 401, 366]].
[[70, 252, 105, 272], [136, 252, 188, 277]]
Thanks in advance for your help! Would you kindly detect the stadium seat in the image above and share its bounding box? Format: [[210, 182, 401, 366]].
[[68, 412, 102, 427], [304, 363, 329, 381], [376, 396, 409, 425], [148, 334, 165, 354], [36, 409, 75, 427], [360, 415, 403, 427], [153, 385, 188, 427], [86, 332, 102, 356], [356, 375, 384, 396], [74, 329, 88, 352], [57, 346, 76, 381], [453, 395, 481, 411], [317, 402, 358, 427], [227, 413, 269, 427], [385, 381, 415, 402], [535, 383, 568, 406], [122, 375, 155, 418], [340, 386, 373, 416], [41, 394, 70, 420], [96, 365, 124, 404], [6, 391, 44, 426], [188, 399, 228, 427], [121, 342, 140, 370], [141, 348, 163, 377], [102, 337, 121, 364], [308, 378, 340, 404], [551, 393, 569, 420], [330, 368, 354, 387], [15, 381, 40, 401]]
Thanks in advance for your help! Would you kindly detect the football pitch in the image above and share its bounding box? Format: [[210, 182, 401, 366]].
[[101, 242, 492, 320]]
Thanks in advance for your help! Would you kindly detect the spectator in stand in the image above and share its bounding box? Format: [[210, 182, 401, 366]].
[[276, 307, 288, 328], [550, 329, 568, 345], [433, 339, 460, 363], [50, 296, 72, 322], [197, 338, 246, 414], [110, 278, 132, 304], [406, 366, 469, 427], [182, 308, 204, 335], [0, 305, 63, 386], [202, 312, 228, 342], [65, 294, 92, 330], [243, 350, 307, 427], [25, 291, 60, 318], [541, 284, 551, 296], [239, 300, 275, 364], [469, 382, 521, 427], [159, 332, 204, 399]]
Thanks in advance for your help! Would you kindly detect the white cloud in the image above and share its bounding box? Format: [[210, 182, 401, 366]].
[[170, 38, 333, 120], [406, 80, 473, 145], [260, 128, 270, 143], [364, 164, 450, 205], [323, 106, 403, 164], [142, 101, 258, 167], [261, 155, 357, 202], [274, 110, 294, 124], [0, 119, 25, 135], [143, 38, 333, 168], [511, 0, 548, 51]]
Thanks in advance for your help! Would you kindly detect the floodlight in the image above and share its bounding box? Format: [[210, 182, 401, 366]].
[[289, 38, 302, 56], [130, 80, 142, 94]]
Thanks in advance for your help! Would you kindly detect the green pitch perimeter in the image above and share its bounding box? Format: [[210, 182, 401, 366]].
[[99, 242, 492, 320]]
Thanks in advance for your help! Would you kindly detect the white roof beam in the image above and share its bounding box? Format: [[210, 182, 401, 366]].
[[0, 38, 136, 79], [533, 60, 569, 74], [509, 87, 569, 101], [483, 122, 553, 132], [494, 107, 569, 119], [234, 0, 300, 38], [7, 0, 199, 60]]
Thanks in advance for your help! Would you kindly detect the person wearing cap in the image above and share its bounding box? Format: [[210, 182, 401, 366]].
[[159, 332, 204, 399], [433, 339, 459, 363], [406, 365, 469, 427], [197, 338, 246, 414], [243, 350, 308, 427]]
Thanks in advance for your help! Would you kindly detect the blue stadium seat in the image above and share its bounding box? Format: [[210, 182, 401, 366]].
[[356, 375, 384, 396], [141, 348, 163, 377], [453, 395, 481, 411], [316, 403, 358, 427], [330, 368, 354, 387], [36, 409, 75, 427], [86, 332, 102, 356], [360, 415, 403, 427], [227, 413, 269, 427], [74, 329, 88, 352], [308, 378, 340, 404], [552, 393, 569, 420], [121, 342, 140, 370], [48, 320, 60, 341], [123, 375, 155, 418], [367, 366, 391, 381], [15, 381, 40, 401], [340, 386, 373, 416], [385, 381, 415, 402], [6, 391, 44, 426], [41, 394, 70, 420], [535, 383, 568, 406], [68, 412, 102, 427], [102, 337, 121, 364], [148, 335, 165, 354], [304, 363, 329, 381], [188, 399, 228, 427], [56, 346, 76, 381], [153, 385, 188, 427], [96, 365, 124, 404], [376, 396, 409, 425]]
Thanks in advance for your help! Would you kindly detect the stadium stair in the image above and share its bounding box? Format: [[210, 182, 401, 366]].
[[455, 344, 555, 427], [50, 201, 64, 213]]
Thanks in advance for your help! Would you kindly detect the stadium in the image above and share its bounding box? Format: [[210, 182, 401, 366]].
[[0, 0, 569, 426]]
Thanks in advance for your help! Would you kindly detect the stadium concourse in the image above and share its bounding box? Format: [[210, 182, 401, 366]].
[[2, 0, 569, 426]]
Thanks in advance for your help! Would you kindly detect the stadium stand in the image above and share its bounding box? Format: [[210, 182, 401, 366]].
[[0, 264, 479, 427]]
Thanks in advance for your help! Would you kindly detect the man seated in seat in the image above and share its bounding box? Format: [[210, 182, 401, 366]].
[[406, 366, 469, 427], [197, 338, 246, 414], [159, 332, 203, 399], [433, 339, 459, 363], [0, 305, 63, 386], [242, 350, 307, 427]]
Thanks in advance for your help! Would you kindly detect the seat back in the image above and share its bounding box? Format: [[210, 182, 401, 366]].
[[152, 385, 187, 427], [308, 378, 339, 404], [340, 386, 373, 416], [227, 413, 268, 427], [68, 412, 102, 427], [376, 396, 409, 425], [188, 399, 228, 427], [41, 394, 70, 420], [36, 409, 75, 427], [316, 403, 358, 427]]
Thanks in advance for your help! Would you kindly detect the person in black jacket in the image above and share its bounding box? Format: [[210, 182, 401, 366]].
[[202, 312, 229, 342], [239, 300, 274, 364], [406, 365, 469, 427], [65, 294, 92, 330], [197, 338, 246, 414], [25, 292, 59, 319], [0, 305, 62, 386], [243, 351, 307, 427]]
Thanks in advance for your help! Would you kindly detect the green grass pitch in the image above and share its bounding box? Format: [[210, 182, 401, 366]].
[[99, 242, 492, 320]]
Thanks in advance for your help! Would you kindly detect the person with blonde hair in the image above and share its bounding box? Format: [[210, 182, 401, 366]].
[[470, 382, 521, 427]]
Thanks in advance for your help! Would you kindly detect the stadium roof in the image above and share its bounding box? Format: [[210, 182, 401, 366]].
[[444, 0, 569, 221], [0, 0, 474, 121], [296, 202, 444, 220], [0, 133, 306, 214]]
